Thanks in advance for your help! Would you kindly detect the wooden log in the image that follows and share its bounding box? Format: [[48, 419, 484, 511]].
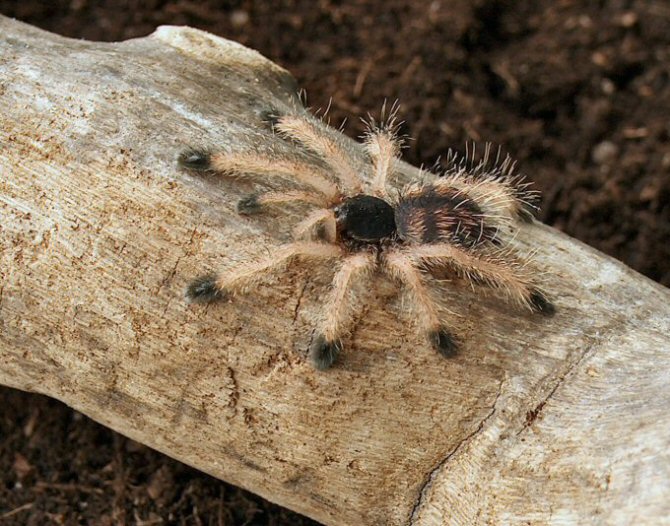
[[1, 15, 669, 525]]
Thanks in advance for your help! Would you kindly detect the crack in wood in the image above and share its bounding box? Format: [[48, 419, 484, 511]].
[[159, 223, 201, 317], [408, 337, 604, 523], [518, 338, 600, 436], [292, 279, 308, 325], [408, 378, 504, 524]]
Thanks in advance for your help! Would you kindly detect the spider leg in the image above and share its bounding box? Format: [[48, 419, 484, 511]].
[[365, 129, 400, 199], [309, 252, 377, 370], [383, 250, 458, 358], [441, 146, 539, 223], [435, 177, 535, 225], [179, 149, 340, 201], [237, 190, 329, 215], [292, 208, 337, 243], [410, 243, 555, 315], [274, 115, 363, 193], [185, 242, 342, 304]]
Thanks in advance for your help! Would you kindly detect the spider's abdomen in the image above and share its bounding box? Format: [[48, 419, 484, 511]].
[[335, 195, 396, 243], [395, 184, 498, 247]]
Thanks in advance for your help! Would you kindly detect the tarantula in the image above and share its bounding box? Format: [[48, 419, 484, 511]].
[[180, 108, 554, 370]]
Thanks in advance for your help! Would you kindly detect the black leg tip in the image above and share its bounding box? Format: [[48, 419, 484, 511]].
[[178, 148, 211, 170], [429, 329, 458, 358], [530, 289, 555, 316], [185, 275, 225, 304], [260, 108, 281, 129], [237, 194, 262, 215], [309, 334, 342, 370]]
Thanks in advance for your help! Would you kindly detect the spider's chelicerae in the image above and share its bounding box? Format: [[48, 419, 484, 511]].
[[180, 108, 554, 370]]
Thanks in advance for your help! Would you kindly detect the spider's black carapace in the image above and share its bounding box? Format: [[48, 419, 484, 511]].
[[334, 195, 396, 243]]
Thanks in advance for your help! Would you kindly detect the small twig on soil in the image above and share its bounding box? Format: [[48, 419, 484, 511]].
[[217, 486, 228, 526], [353, 60, 373, 97], [112, 435, 127, 524], [133, 512, 164, 526], [35, 482, 104, 495], [0, 503, 33, 520]]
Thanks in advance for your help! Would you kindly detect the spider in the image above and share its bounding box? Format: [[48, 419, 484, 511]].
[[179, 107, 554, 370]]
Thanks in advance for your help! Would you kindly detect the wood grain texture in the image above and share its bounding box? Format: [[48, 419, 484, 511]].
[[1, 16, 669, 526]]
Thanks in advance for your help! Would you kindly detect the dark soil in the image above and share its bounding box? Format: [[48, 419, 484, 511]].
[[1, 1, 668, 524]]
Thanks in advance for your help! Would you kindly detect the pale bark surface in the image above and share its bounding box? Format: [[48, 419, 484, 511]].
[[1, 16, 669, 526]]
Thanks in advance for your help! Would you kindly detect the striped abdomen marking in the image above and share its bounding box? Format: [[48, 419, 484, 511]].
[[395, 185, 498, 246]]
